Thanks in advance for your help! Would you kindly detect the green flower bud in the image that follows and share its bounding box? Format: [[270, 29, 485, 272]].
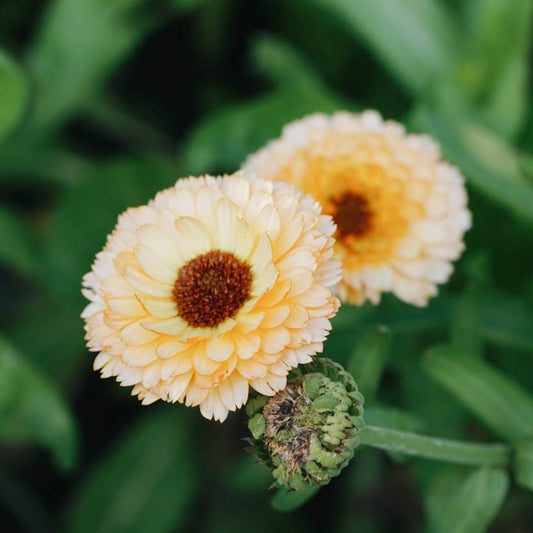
[[246, 358, 364, 489]]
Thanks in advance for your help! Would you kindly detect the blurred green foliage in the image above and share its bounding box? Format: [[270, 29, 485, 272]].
[[1, 0, 533, 532]]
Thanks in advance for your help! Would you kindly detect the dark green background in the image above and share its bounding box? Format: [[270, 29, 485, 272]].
[[1, 0, 533, 531]]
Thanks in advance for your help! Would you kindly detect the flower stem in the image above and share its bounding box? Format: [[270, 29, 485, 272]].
[[359, 425, 510, 466]]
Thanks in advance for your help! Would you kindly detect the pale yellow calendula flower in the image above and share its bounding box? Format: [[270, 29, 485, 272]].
[[82, 174, 341, 421], [242, 111, 471, 306]]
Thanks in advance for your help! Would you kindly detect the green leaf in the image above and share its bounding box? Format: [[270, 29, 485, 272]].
[[250, 34, 327, 91], [0, 334, 78, 469], [514, 440, 533, 491], [359, 425, 509, 466], [365, 405, 425, 463], [309, 0, 458, 94], [0, 205, 37, 276], [480, 291, 533, 353], [413, 107, 533, 222], [423, 345, 533, 441], [428, 467, 509, 533], [226, 455, 271, 492], [450, 291, 482, 358], [270, 486, 320, 512], [0, 139, 93, 186], [7, 296, 86, 383], [347, 325, 391, 402], [44, 157, 175, 304], [425, 467, 471, 532], [0, 48, 28, 142], [462, 0, 533, 139], [364, 406, 424, 433], [67, 409, 197, 533], [27, 0, 154, 130], [181, 88, 350, 175]]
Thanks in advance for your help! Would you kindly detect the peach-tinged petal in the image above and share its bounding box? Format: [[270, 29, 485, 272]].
[[174, 217, 212, 258], [119, 321, 159, 345], [156, 338, 187, 359], [135, 244, 177, 284], [206, 336, 235, 362], [234, 332, 261, 359], [82, 174, 340, 422], [137, 295, 177, 319], [123, 264, 173, 298], [168, 371, 193, 402], [242, 110, 470, 306], [141, 317, 188, 336]]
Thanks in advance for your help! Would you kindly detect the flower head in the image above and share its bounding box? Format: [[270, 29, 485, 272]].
[[242, 111, 471, 306], [247, 358, 364, 489], [82, 174, 341, 421]]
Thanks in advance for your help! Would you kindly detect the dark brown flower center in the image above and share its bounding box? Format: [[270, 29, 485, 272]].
[[173, 250, 253, 328], [329, 191, 372, 239]]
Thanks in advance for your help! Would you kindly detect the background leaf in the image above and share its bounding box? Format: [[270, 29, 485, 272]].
[[66, 409, 197, 533], [181, 88, 349, 175], [412, 106, 533, 223], [423, 345, 533, 441], [347, 325, 391, 403], [514, 441, 533, 492], [0, 48, 28, 142], [270, 486, 320, 513], [461, 0, 533, 139], [0, 205, 37, 276], [309, 0, 458, 95], [427, 467, 509, 533], [0, 334, 78, 469]]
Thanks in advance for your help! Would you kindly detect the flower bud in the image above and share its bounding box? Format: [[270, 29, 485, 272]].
[[246, 358, 364, 489]]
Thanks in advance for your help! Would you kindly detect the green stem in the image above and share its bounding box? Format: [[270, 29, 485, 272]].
[[359, 425, 510, 466]]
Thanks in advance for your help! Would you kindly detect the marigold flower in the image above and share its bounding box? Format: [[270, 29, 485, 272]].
[[242, 111, 471, 306], [247, 358, 364, 489], [82, 174, 341, 421]]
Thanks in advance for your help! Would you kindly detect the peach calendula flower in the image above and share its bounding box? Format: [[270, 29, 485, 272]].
[[82, 174, 341, 421], [242, 111, 471, 306]]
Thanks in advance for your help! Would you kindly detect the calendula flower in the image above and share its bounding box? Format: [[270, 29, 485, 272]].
[[82, 174, 341, 421], [242, 111, 471, 306], [247, 358, 364, 489]]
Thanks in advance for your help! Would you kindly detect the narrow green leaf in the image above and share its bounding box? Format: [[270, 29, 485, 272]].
[[270, 486, 320, 512], [450, 291, 482, 358], [0, 48, 28, 141], [425, 467, 471, 532], [514, 440, 533, 491], [182, 88, 349, 175], [359, 426, 510, 466], [0, 334, 78, 469], [170, 0, 207, 12], [413, 107, 533, 222], [0, 205, 37, 276], [428, 467, 509, 533], [310, 0, 458, 94], [250, 34, 327, 91], [364, 406, 424, 433], [347, 325, 391, 402], [67, 409, 197, 533], [226, 455, 271, 492], [7, 296, 86, 383], [463, 0, 533, 139], [423, 345, 533, 441], [480, 292, 533, 353], [27, 0, 153, 129], [0, 139, 93, 186]]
